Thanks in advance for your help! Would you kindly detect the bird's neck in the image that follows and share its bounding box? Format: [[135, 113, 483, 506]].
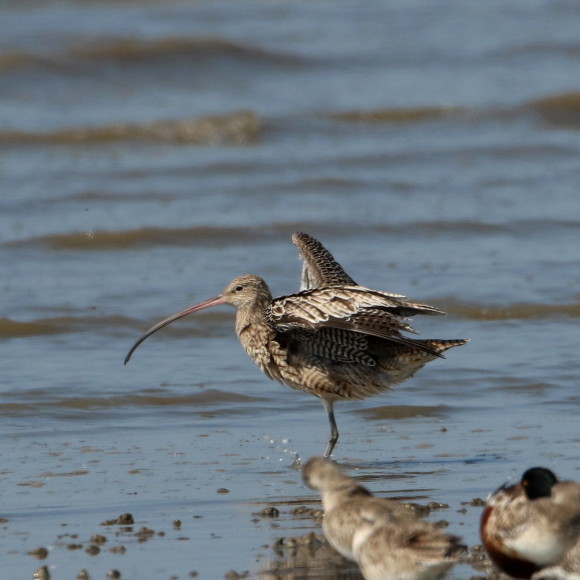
[[234, 291, 273, 339], [322, 482, 367, 511], [234, 294, 280, 378]]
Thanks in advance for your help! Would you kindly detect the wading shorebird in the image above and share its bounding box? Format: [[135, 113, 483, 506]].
[[480, 467, 580, 579], [302, 456, 465, 576], [352, 508, 465, 580], [302, 456, 418, 559], [124, 232, 468, 457]]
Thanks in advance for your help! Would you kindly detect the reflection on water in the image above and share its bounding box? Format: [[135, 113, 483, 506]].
[[258, 541, 362, 579]]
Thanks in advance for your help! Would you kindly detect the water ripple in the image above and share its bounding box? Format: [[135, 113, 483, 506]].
[[0, 110, 260, 145]]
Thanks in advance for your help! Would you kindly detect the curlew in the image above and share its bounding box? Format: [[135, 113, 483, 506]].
[[481, 467, 580, 579], [125, 232, 468, 456]]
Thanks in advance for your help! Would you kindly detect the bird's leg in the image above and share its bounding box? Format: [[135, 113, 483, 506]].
[[321, 398, 339, 457]]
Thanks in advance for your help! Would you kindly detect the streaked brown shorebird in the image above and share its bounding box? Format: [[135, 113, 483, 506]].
[[352, 507, 466, 580], [480, 467, 580, 579], [124, 232, 468, 456], [302, 456, 415, 560], [302, 456, 465, 579]]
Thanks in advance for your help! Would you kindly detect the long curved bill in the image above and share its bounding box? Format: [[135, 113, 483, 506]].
[[124, 294, 227, 364]]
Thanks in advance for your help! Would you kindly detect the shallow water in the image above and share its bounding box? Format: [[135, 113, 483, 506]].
[[2, 0, 580, 578]]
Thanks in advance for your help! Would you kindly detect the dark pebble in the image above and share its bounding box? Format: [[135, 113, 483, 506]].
[[101, 513, 134, 526], [400, 502, 431, 517], [224, 571, 249, 580], [274, 532, 325, 549], [66, 543, 83, 550], [289, 506, 322, 518], [135, 526, 155, 542], [427, 501, 449, 510], [257, 506, 279, 518], [29, 547, 49, 560]]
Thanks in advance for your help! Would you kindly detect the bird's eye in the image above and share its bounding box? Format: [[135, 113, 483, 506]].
[[234, 284, 244, 292]]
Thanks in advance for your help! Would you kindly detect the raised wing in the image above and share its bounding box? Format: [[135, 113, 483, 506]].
[[268, 285, 444, 327], [292, 232, 358, 290], [266, 285, 446, 356]]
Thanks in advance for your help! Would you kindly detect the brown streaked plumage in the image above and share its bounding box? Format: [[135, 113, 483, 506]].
[[352, 507, 465, 580], [481, 467, 580, 579], [294, 230, 358, 290], [302, 456, 415, 560], [125, 232, 468, 456], [301, 456, 465, 575]]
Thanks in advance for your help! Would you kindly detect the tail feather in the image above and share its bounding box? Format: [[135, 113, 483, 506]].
[[423, 338, 470, 357]]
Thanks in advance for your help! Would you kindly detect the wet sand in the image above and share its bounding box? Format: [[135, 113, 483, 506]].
[[6, 398, 577, 579], [18, 467, 494, 580]]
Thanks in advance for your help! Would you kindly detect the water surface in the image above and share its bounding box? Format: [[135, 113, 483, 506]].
[[2, 0, 580, 578]]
